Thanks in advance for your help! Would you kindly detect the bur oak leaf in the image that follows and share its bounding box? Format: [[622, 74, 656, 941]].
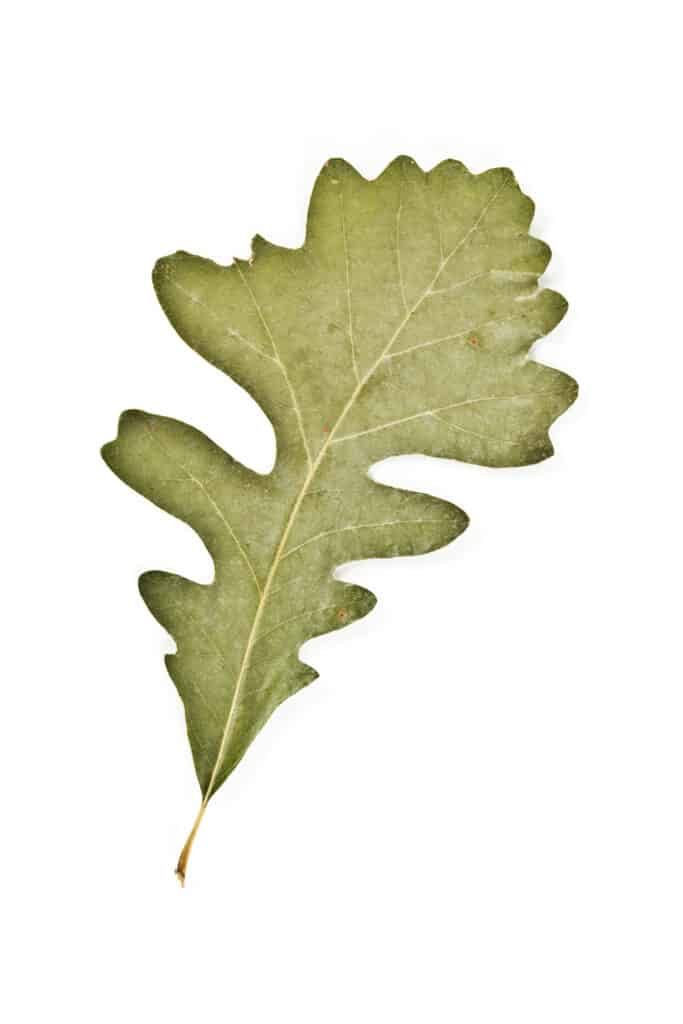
[[102, 157, 577, 882]]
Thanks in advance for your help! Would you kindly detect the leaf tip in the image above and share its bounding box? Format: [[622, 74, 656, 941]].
[[321, 157, 364, 184], [100, 410, 136, 472], [382, 154, 424, 177], [565, 375, 579, 408], [100, 439, 115, 469], [250, 233, 282, 263], [152, 250, 182, 283]]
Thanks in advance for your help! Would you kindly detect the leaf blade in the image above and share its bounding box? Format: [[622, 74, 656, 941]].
[[102, 156, 577, 878]]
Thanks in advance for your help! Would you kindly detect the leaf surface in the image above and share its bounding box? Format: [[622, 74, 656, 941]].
[[102, 157, 577, 880]]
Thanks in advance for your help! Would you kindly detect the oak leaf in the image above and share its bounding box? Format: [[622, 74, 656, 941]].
[[102, 157, 577, 882]]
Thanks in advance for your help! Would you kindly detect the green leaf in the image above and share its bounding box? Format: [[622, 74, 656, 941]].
[[102, 157, 577, 882]]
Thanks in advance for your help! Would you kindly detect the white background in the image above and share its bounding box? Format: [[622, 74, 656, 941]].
[[3, 2, 682, 1021]]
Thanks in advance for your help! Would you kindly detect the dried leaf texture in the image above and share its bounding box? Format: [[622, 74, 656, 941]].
[[102, 158, 577, 880]]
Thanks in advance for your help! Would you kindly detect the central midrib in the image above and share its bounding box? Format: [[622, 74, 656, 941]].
[[198, 178, 512, 811], [200, 330, 396, 803], [202, 246, 483, 805]]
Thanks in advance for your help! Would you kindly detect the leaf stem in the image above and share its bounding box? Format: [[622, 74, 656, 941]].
[[175, 800, 207, 886]]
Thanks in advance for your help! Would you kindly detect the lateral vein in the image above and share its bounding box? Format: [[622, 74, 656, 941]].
[[142, 418, 262, 595], [236, 263, 314, 469]]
